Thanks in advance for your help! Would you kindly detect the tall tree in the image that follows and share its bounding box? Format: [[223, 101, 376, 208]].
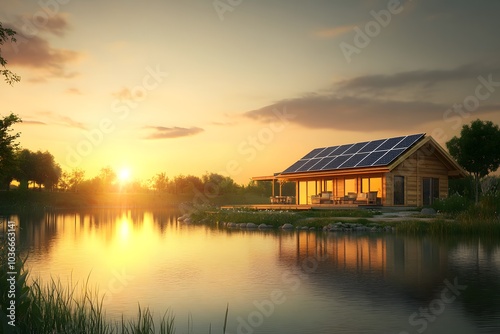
[[0, 113, 22, 189], [447, 119, 500, 203], [14, 149, 61, 190], [0, 21, 20, 85]]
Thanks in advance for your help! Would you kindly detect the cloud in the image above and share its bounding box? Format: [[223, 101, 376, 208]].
[[312, 25, 356, 39], [3, 16, 81, 80], [111, 87, 147, 101], [17, 12, 71, 37], [66, 87, 82, 95], [20, 120, 46, 125], [143, 126, 204, 139], [36, 111, 87, 130], [245, 95, 445, 131], [337, 62, 500, 93], [244, 62, 500, 132]]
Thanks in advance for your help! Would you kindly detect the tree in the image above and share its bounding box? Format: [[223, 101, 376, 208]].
[[0, 113, 22, 189], [0, 21, 20, 85], [97, 166, 116, 192], [447, 119, 500, 204], [14, 149, 61, 190], [151, 172, 169, 193], [33, 151, 62, 190]]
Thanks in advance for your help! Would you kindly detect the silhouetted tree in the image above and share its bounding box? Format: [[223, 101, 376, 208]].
[[0, 21, 20, 85], [202, 172, 239, 195], [447, 119, 500, 203], [152, 172, 169, 193], [14, 149, 61, 190], [0, 113, 21, 189], [97, 166, 116, 192]]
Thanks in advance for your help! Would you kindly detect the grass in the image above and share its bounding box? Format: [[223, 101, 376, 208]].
[[190, 207, 376, 228], [0, 249, 228, 334]]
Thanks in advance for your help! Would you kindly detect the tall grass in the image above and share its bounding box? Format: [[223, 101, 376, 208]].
[[190, 208, 375, 228]]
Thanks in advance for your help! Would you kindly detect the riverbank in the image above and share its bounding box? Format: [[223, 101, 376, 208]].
[[0, 190, 269, 213], [186, 206, 500, 236]]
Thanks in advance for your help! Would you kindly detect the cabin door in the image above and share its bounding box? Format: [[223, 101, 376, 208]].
[[394, 176, 405, 205], [422, 177, 439, 206]]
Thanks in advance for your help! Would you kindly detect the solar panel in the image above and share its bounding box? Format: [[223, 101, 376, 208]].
[[311, 157, 336, 170], [296, 158, 322, 172], [376, 136, 405, 151], [314, 146, 338, 158], [301, 148, 325, 160], [323, 155, 352, 170], [280, 133, 425, 174], [332, 144, 354, 155], [394, 133, 424, 149], [359, 150, 388, 166], [358, 139, 385, 153], [338, 152, 370, 168], [373, 148, 406, 166], [282, 159, 308, 174], [344, 141, 369, 155]]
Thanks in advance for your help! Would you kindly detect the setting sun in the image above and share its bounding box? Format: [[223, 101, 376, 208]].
[[118, 168, 131, 183]]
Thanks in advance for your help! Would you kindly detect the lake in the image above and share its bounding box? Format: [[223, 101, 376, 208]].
[[3, 209, 500, 333]]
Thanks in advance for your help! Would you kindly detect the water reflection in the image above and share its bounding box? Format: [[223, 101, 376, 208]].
[[5, 210, 500, 333]]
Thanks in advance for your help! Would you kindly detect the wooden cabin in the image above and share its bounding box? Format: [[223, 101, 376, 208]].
[[253, 134, 467, 207]]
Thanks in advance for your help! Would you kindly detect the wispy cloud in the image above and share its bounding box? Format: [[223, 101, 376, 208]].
[[66, 87, 82, 95], [20, 120, 47, 125], [3, 15, 81, 80], [143, 126, 204, 139], [36, 111, 86, 130], [337, 62, 500, 93], [312, 25, 356, 39]]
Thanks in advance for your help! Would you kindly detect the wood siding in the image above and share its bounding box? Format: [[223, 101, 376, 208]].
[[388, 143, 449, 206]]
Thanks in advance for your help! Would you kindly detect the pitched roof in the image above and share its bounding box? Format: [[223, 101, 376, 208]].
[[281, 133, 426, 175]]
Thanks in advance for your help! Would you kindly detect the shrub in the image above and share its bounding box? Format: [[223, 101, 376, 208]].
[[432, 193, 472, 214]]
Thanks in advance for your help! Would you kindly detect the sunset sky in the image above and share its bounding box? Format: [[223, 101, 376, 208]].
[[1, 0, 500, 184]]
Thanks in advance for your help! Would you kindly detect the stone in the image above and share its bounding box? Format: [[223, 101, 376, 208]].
[[246, 223, 257, 229], [282, 223, 294, 229], [421, 208, 437, 215]]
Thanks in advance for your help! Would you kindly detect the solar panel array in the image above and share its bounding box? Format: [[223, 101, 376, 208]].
[[281, 133, 425, 174]]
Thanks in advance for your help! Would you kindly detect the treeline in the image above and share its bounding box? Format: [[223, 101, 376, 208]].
[[58, 167, 288, 197]]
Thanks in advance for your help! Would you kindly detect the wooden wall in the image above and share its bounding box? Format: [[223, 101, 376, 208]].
[[386, 143, 449, 206]]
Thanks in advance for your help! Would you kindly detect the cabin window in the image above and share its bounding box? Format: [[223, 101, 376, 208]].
[[422, 177, 439, 206], [307, 181, 316, 203], [362, 177, 382, 196], [299, 181, 307, 205], [394, 176, 405, 205], [344, 178, 356, 196]]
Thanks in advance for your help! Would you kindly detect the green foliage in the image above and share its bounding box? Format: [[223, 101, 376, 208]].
[[447, 119, 500, 203], [0, 113, 22, 189], [432, 193, 472, 215], [190, 208, 375, 228], [14, 149, 62, 190], [0, 22, 21, 85]]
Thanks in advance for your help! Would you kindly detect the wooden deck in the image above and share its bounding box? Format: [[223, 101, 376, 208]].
[[220, 203, 382, 210]]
